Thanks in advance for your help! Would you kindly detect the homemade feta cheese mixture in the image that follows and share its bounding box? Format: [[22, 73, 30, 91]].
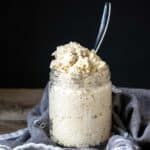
[[49, 42, 112, 147]]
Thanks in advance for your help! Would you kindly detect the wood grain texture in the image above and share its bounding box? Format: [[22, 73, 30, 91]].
[[0, 89, 43, 133], [0, 121, 26, 134], [0, 89, 43, 107]]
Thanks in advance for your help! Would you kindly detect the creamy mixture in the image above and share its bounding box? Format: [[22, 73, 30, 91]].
[[50, 42, 108, 78], [49, 42, 112, 147]]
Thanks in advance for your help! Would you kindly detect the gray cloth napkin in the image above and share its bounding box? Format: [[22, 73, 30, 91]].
[[0, 84, 150, 150]]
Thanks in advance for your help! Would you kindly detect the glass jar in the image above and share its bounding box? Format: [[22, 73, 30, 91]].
[[49, 69, 112, 148]]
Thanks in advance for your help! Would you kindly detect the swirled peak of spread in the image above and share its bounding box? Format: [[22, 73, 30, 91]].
[[50, 42, 108, 77]]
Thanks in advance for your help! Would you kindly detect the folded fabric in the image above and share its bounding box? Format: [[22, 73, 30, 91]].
[[0, 84, 150, 150]]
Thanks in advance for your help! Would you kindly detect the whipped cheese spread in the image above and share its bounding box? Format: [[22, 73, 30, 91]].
[[49, 42, 112, 147], [50, 42, 109, 78]]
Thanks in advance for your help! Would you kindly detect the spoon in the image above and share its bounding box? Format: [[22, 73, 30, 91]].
[[94, 2, 111, 53]]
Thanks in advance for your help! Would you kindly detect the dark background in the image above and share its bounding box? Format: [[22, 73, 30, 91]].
[[1, 0, 150, 88]]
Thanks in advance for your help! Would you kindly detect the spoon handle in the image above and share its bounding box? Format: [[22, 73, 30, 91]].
[[94, 2, 111, 53]]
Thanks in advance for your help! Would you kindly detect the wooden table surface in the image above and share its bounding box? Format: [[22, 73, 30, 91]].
[[0, 89, 43, 134]]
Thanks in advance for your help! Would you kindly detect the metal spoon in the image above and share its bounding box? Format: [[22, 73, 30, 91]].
[[94, 2, 111, 53]]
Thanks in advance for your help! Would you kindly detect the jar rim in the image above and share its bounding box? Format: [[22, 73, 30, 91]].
[[49, 69, 111, 88]]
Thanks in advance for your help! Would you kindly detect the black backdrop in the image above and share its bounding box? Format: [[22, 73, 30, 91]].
[[1, 0, 150, 88]]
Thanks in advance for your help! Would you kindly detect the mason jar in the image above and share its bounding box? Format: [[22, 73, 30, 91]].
[[49, 69, 112, 148]]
